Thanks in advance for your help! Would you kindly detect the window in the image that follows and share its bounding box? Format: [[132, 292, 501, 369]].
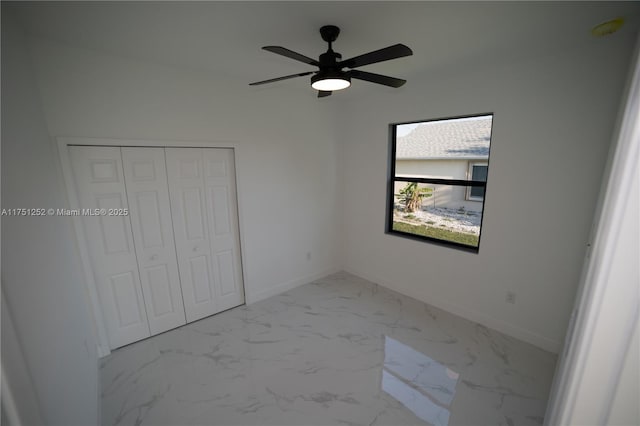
[[466, 162, 488, 201], [386, 114, 493, 252]]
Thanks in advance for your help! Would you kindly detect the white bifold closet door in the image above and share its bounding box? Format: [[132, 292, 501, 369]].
[[70, 146, 151, 348], [71, 146, 244, 349], [121, 147, 186, 335], [166, 148, 245, 322]]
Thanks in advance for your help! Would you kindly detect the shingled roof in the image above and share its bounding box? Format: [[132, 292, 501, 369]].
[[396, 116, 492, 160]]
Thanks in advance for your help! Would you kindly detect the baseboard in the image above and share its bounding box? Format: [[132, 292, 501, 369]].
[[343, 267, 561, 354], [245, 266, 343, 305]]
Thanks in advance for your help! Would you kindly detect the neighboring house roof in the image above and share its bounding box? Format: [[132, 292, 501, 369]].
[[396, 116, 492, 160]]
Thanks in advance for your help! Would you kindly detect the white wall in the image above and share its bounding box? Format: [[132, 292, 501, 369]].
[[1, 295, 43, 425], [341, 34, 636, 352], [1, 11, 99, 424], [544, 36, 640, 424], [27, 37, 343, 304]]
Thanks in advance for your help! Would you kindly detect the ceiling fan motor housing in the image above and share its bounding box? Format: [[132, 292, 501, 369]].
[[319, 50, 342, 67], [319, 25, 340, 43]]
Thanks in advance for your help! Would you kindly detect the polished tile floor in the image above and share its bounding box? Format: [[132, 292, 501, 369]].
[[101, 272, 557, 426]]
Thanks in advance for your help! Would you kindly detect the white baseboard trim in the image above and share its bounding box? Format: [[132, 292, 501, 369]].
[[245, 266, 343, 305], [343, 267, 561, 354]]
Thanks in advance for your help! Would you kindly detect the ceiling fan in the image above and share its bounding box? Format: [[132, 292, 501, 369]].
[[249, 25, 413, 97]]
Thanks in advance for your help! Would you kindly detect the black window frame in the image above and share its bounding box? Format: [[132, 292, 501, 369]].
[[385, 113, 494, 253]]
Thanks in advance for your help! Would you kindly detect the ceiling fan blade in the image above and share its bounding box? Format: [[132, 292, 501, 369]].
[[341, 44, 412, 69], [349, 70, 406, 88], [263, 46, 320, 66], [249, 71, 314, 86], [318, 91, 332, 98]]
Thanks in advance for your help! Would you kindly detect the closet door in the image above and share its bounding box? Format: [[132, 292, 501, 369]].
[[122, 148, 186, 335], [166, 148, 217, 322], [166, 148, 244, 322], [203, 148, 245, 311], [69, 146, 150, 348]]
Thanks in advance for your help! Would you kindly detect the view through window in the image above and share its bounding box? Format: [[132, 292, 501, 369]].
[[386, 114, 493, 251]]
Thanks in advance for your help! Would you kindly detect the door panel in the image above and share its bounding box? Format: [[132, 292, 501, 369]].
[[70, 146, 150, 349], [167, 148, 244, 321], [203, 149, 245, 311], [189, 255, 212, 303], [97, 194, 131, 254], [90, 160, 119, 182], [122, 147, 186, 336], [134, 190, 164, 248], [210, 186, 231, 235], [182, 188, 206, 240], [145, 264, 174, 316], [216, 250, 236, 296], [110, 271, 143, 326], [166, 148, 218, 322]]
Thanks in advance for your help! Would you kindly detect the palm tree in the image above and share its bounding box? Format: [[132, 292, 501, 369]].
[[397, 182, 432, 212]]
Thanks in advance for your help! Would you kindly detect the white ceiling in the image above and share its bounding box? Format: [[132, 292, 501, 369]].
[[11, 1, 640, 95]]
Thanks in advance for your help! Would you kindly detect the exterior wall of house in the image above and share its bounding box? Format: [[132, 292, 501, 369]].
[[396, 159, 469, 180], [395, 159, 485, 212]]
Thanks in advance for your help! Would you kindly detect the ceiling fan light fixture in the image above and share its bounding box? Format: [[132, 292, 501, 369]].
[[311, 71, 351, 91]]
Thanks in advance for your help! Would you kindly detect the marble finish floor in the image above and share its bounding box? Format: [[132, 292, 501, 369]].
[[101, 272, 557, 426]]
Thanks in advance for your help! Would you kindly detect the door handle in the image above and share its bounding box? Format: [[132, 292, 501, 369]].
[[150, 254, 158, 261], [192, 245, 198, 252]]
